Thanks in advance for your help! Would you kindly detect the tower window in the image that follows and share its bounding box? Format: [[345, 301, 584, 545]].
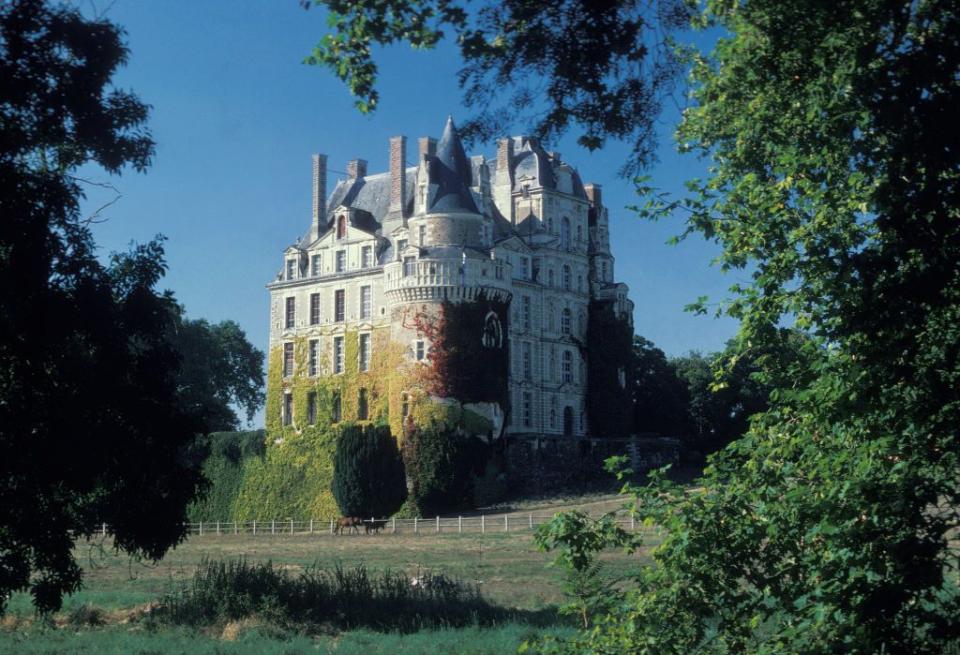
[[562, 350, 573, 383], [285, 297, 295, 329]]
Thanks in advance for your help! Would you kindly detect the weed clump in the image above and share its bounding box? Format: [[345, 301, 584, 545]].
[[157, 558, 506, 633]]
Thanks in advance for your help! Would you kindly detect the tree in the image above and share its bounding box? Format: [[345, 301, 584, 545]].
[[302, 0, 690, 174], [0, 1, 206, 614], [549, 0, 960, 652], [585, 301, 635, 438], [401, 422, 485, 516], [171, 313, 265, 432], [631, 336, 690, 437], [331, 424, 407, 518]]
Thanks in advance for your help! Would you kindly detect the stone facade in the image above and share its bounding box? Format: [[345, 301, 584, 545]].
[[267, 117, 634, 440]]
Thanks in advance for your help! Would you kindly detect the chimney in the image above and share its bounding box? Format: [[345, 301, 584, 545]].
[[584, 183, 602, 207], [311, 154, 327, 242], [497, 138, 513, 176], [418, 136, 437, 160], [347, 159, 367, 179], [389, 136, 406, 217]]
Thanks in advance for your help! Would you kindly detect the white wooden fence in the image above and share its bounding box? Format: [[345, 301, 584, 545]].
[[92, 515, 662, 538]]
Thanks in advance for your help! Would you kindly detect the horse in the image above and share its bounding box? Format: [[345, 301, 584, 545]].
[[365, 518, 388, 534], [334, 516, 361, 535]]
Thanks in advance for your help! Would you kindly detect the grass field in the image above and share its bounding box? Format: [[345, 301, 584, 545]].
[[0, 496, 658, 653]]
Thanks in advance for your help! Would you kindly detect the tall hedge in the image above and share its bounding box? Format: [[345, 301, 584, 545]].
[[330, 423, 407, 518], [401, 422, 488, 516], [187, 431, 265, 522]]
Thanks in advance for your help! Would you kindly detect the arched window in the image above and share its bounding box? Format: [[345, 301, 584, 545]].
[[563, 406, 574, 436], [562, 350, 573, 383], [358, 388, 368, 420], [482, 311, 503, 348], [561, 217, 571, 250], [336, 215, 347, 239], [561, 308, 572, 335], [563, 265, 572, 291]]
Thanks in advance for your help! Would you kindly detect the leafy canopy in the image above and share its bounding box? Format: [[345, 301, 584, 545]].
[[302, 0, 691, 174]]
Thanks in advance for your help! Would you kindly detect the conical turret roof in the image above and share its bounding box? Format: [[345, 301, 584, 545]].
[[426, 116, 478, 213]]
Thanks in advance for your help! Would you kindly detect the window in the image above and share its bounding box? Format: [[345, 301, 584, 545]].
[[522, 341, 532, 380], [561, 217, 571, 250], [601, 261, 608, 281], [520, 257, 529, 280], [332, 391, 341, 423], [309, 293, 320, 325], [522, 296, 531, 330], [282, 393, 293, 426], [563, 265, 572, 291], [361, 246, 372, 268], [286, 259, 296, 280], [401, 392, 409, 419], [419, 225, 426, 245], [334, 289, 345, 322], [283, 342, 294, 377], [333, 336, 344, 374], [397, 238, 408, 253], [403, 256, 415, 277], [310, 254, 321, 277], [337, 215, 346, 239], [576, 224, 582, 243], [549, 345, 558, 381], [307, 392, 317, 425], [578, 310, 586, 336], [562, 350, 573, 383], [357, 388, 368, 420], [547, 216, 554, 233], [561, 308, 572, 335], [522, 391, 532, 428], [308, 339, 319, 376], [415, 340, 425, 361], [358, 333, 370, 372], [285, 297, 295, 329], [335, 250, 346, 273], [360, 286, 371, 319], [549, 396, 557, 429]]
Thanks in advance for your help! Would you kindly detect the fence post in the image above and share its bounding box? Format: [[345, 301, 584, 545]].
[[309, 519, 314, 534], [436, 516, 440, 533], [329, 519, 334, 535], [529, 514, 533, 529], [199, 521, 203, 536], [481, 514, 485, 534], [234, 521, 238, 535], [253, 520, 257, 535], [630, 515, 635, 530], [271, 520, 275, 535], [458, 516, 462, 534], [102, 522, 106, 537], [504, 515, 508, 532], [290, 519, 294, 534], [216, 521, 220, 535], [392, 517, 396, 534], [414, 517, 418, 534]]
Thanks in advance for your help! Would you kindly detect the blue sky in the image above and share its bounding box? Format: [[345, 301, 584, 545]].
[[82, 1, 739, 425]]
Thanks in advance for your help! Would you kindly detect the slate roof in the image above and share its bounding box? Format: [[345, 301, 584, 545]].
[[424, 117, 479, 214]]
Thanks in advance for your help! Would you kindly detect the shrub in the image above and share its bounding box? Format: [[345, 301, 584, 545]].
[[157, 558, 504, 632], [331, 423, 407, 518], [401, 422, 488, 515]]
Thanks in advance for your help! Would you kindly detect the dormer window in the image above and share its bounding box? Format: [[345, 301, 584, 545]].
[[285, 259, 296, 281], [397, 239, 408, 254], [335, 250, 346, 273], [337, 215, 347, 239], [310, 254, 321, 277]]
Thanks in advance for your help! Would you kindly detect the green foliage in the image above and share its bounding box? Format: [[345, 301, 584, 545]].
[[170, 316, 265, 431], [158, 558, 504, 632], [331, 423, 407, 518], [188, 431, 265, 522], [538, 0, 960, 652], [0, 0, 208, 614], [585, 301, 634, 437], [533, 511, 630, 629], [401, 422, 488, 516], [302, 0, 690, 174], [631, 335, 690, 436]]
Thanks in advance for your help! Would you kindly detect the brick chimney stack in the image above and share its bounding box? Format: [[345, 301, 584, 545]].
[[584, 183, 602, 207], [347, 159, 367, 179], [311, 153, 327, 242], [418, 137, 437, 161], [497, 138, 513, 177], [389, 136, 407, 218]]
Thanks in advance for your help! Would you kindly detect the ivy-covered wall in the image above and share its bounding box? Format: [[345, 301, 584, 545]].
[[586, 300, 635, 437]]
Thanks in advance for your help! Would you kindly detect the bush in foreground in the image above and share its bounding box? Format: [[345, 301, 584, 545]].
[[156, 558, 506, 632]]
